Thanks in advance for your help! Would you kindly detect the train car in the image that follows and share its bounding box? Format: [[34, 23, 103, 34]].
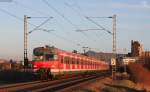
[[31, 46, 109, 79]]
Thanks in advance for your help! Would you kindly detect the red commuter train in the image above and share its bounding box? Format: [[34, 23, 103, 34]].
[[31, 46, 109, 78]]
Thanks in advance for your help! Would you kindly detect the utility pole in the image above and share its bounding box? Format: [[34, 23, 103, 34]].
[[77, 15, 117, 79], [24, 15, 30, 68], [112, 14, 117, 80], [23, 15, 53, 68], [112, 14, 116, 55]]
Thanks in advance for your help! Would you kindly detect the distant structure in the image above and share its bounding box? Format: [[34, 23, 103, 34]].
[[130, 40, 150, 66], [131, 40, 150, 57], [86, 51, 113, 62], [0, 59, 22, 70], [131, 40, 144, 57], [0, 59, 7, 63], [85, 51, 126, 65], [0, 59, 11, 70], [143, 51, 150, 57]]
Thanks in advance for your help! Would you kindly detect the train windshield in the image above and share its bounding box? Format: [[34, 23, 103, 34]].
[[33, 56, 43, 61], [45, 54, 58, 61], [33, 54, 58, 61]]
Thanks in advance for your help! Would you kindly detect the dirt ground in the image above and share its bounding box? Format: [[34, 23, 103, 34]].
[[64, 77, 149, 92], [62, 77, 112, 92]]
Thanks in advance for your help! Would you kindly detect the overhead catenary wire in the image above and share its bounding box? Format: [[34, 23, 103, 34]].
[[1, 1, 98, 51], [67, 1, 114, 54], [64, 1, 105, 41], [69, 0, 83, 13], [13, 0, 87, 48], [13, 1, 64, 34], [0, 8, 84, 48], [64, 2, 85, 21], [66, 0, 112, 35], [42, 0, 78, 29], [86, 17, 112, 35], [0, 8, 50, 32], [14, 0, 74, 35], [64, 1, 115, 54], [42, 0, 93, 39], [42, 0, 100, 47], [0, 8, 22, 21], [29, 17, 53, 34], [76, 29, 104, 32], [13, 1, 50, 16], [65, 0, 116, 55]]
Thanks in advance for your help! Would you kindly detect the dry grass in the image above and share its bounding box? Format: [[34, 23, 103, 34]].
[[68, 77, 112, 92], [128, 63, 150, 85], [125, 63, 150, 92], [67, 77, 148, 92]]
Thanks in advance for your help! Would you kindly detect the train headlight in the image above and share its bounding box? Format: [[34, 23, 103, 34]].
[[33, 65, 37, 68], [51, 65, 55, 68]]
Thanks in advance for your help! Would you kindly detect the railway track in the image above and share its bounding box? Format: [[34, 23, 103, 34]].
[[0, 72, 110, 92]]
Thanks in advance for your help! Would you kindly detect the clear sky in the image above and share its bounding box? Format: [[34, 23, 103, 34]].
[[0, 0, 150, 60]]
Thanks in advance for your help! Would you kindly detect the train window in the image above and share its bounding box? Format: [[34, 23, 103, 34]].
[[64, 57, 69, 64], [64, 60, 67, 64], [66, 57, 69, 64], [64, 57, 66, 63], [54, 55, 58, 60], [72, 58, 74, 64], [45, 54, 58, 61], [33, 56, 43, 61], [69, 58, 72, 64]]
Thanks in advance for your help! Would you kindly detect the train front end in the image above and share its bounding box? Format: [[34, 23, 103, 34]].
[[31, 46, 59, 79]]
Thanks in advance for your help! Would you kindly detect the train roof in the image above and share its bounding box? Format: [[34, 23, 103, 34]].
[[33, 46, 108, 64]]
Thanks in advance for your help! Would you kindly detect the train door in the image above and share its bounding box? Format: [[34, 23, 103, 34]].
[[85, 60, 87, 69], [77, 59, 79, 70], [69, 57, 72, 71], [83, 60, 85, 70], [64, 57, 68, 71], [60, 55, 64, 71], [81, 60, 83, 70], [75, 57, 77, 70], [72, 58, 75, 70]]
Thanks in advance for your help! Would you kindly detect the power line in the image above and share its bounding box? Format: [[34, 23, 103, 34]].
[[13, 0, 50, 16], [1, 1, 95, 50], [14, 0, 75, 39], [46, 31, 84, 47], [42, 0, 91, 39], [13, 0, 88, 48], [0, 8, 49, 30], [67, 0, 112, 35], [64, 2, 86, 20], [66, 1, 112, 36], [64, 0, 114, 50], [0, 8, 84, 48], [0, 8, 22, 21], [63, 0, 102, 45], [86, 17, 112, 35], [69, 0, 82, 13], [29, 17, 53, 34], [42, 0, 77, 29], [0, 9, 49, 33], [76, 29, 104, 32], [64, 1, 104, 41]]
